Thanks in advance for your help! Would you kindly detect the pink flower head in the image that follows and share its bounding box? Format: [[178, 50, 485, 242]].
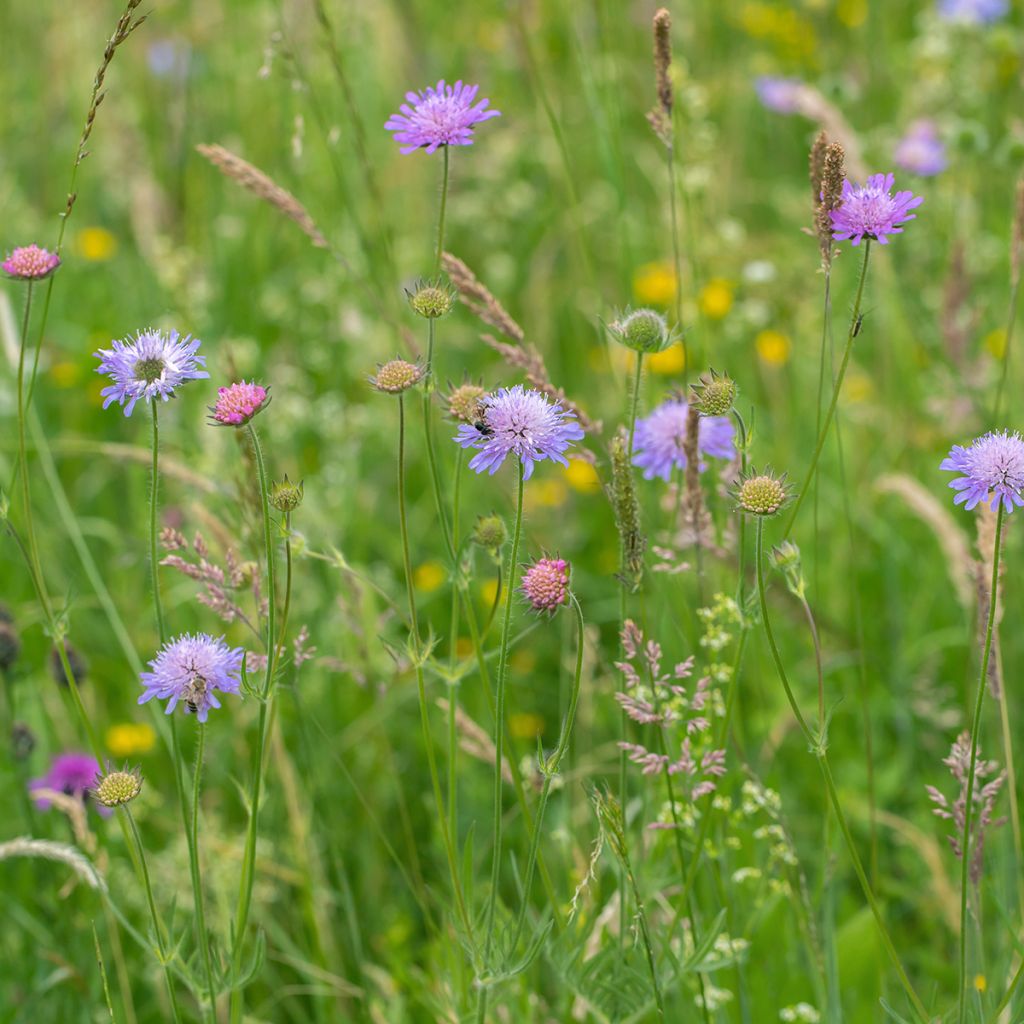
[[829, 173, 923, 246], [385, 79, 500, 155], [520, 557, 571, 614], [3, 244, 61, 281], [209, 381, 269, 426]]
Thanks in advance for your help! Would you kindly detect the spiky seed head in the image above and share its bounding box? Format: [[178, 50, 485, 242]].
[[736, 469, 790, 517], [690, 369, 737, 417], [471, 514, 508, 554], [270, 475, 304, 513], [369, 359, 425, 395], [93, 766, 144, 808], [447, 382, 487, 423], [406, 279, 456, 320], [608, 308, 674, 354]]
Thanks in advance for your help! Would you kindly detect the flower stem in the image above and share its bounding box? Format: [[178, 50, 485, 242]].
[[150, 401, 166, 644], [755, 518, 929, 1023], [993, 268, 1022, 423], [957, 503, 1005, 1024], [476, 457, 525, 1022], [784, 240, 871, 539], [666, 142, 688, 373], [448, 450, 463, 852], [435, 145, 450, 277], [190, 724, 217, 1022]]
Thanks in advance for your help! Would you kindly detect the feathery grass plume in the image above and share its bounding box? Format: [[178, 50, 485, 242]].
[[975, 504, 1006, 697], [0, 838, 106, 893], [609, 430, 646, 591], [196, 143, 329, 249], [815, 142, 845, 268], [441, 251, 524, 342], [647, 8, 674, 145], [682, 403, 711, 540]]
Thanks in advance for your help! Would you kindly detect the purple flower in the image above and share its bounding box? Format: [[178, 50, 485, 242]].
[[632, 398, 735, 481], [520, 557, 571, 614], [29, 752, 111, 818], [941, 430, 1024, 513], [95, 328, 208, 416], [139, 633, 244, 722], [894, 121, 947, 177], [830, 173, 924, 246], [938, 0, 1008, 24], [454, 385, 584, 479], [385, 80, 500, 155], [754, 76, 807, 115]]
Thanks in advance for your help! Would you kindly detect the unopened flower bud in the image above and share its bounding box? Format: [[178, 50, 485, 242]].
[[471, 514, 508, 554], [369, 359, 425, 395], [736, 469, 790, 518], [51, 643, 88, 689], [93, 766, 144, 808], [271, 476, 304, 513], [608, 308, 675, 354], [690, 369, 737, 417], [406, 278, 456, 320]]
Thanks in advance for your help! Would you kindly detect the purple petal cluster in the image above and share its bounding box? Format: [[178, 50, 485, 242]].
[[754, 76, 806, 115], [830, 173, 924, 246], [941, 430, 1024, 513], [454, 384, 584, 480], [894, 121, 947, 177], [29, 752, 111, 818], [95, 328, 209, 416], [385, 80, 500, 155], [139, 632, 244, 722], [938, 0, 1008, 23], [632, 398, 735, 482]]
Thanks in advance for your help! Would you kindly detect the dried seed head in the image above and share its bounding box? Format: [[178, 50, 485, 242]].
[[649, 7, 673, 144], [809, 130, 828, 206], [816, 142, 846, 268], [520, 557, 571, 614], [608, 308, 674, 354], [406, 278, 457, 320], [270, 475, 304, 513], [93, 766, 144, 808], [471, 514, 508, 554], [369, 359, 425, 395], [689, 369, 737, 417], [736, 469, 790, 517], [447, 382, 488, 423], [609, 430, 645, 591]]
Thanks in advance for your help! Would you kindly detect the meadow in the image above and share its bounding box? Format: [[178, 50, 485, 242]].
[[1, 0, 1023, 1021]]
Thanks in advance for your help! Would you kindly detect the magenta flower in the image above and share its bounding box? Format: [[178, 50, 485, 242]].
[[454, 385, 584, 479], [385, 80, 500, 154], [830, 173, 923, 246], [139, 633, 244, 722], [209, 381, 269, 426], [3, 244, 61, 281], [632, 398, 735, 482], [894, 121, 947, 177], [29, 752, 111, 818], [941, 430, 1024, 513], [520, 557, 571, 614]]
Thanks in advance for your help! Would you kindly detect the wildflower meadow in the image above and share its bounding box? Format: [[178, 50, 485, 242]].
[[3, 1, 1024, 1021]]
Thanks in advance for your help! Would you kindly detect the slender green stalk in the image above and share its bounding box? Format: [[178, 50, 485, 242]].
[[755, 518, 930, 1023], [991, 956, 1024, 1021], [229, 423, 278, 1024], [509, 591, 585, 949], [150, 402, 166, 643], [15, 281, 44, 593], [435, 146, 450, 277], [993, 271, 1021, 423], [476, 458, 526, 1023], [448, 450, 463, 850], [624, 854, 666, 1022], [666, 144, 688, 372], [190, 725, 217, 1020], [957, 504, 1005, 1024], [784, 241, 871, 539]]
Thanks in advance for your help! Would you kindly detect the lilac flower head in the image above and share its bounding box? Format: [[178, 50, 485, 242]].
[[632, 398, 735, 482], [3, 244, 61, 281], [520, 557, 571, 614], [754, 76, 807, 115], [830, 173, 923, 246], [941, 430, 1024, 513], [95, 328, 208, 416], [29, 752, 111, 818], [894, 121, 947, 177], [385, 80, 500, 155], [454, 384, 584, 480], [938, 0, 1008, 24], [139, 632, 244, 722]]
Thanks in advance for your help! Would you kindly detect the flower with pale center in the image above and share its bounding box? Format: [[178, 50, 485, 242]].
[[941, 430, 1024, 513]]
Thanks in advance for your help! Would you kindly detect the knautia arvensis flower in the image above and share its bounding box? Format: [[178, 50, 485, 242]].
[[941, 430, 1024, 513], [937, 0, 1007, 24], [138, 633, 244, 722], [29, 752, 111, 817], [689, 369, 737, 418], [94, 328, 208, 416], [830, 172, 923, 247], [454, 384, 584, 479], [607, 308, 675, 354], [735, 468, 791, 517], [93, 765, 144, 808], [385, 79, 501, 154], [209, 380, 269, 426], [2, 244, 61, 281], [271, 475, 304, 513], [446, 380, 487, 423], [406, 278, 457, 320], [369, 359, 425, 395], [633, 397, 735, 482], [521, 556, 571, 615], [894, 120, 947, 178]]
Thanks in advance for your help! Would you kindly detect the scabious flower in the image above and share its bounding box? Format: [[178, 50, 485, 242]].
[[3, 244, 61, 281], [754, 76, 807, 115], [209, 381, 268, 426], [93, 765, 144, 808], [632, 398, 735, 482], [829, 173, 923, 246], [29, 752, 111, 817], [894, 121, 947, 177], [385, 80, 500, 154], [735, 468, 791, 517], [520, 557, 571, 614], [138, 633, 244, 722], [454, 384, 584, 479], [406, 278, 457, 319], [369, 359, 425, 394], [94, 328, 208, 416], [941, 430, 1024, 513], [937, 0, 1008, 24], [447, 380, 487, 423]]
